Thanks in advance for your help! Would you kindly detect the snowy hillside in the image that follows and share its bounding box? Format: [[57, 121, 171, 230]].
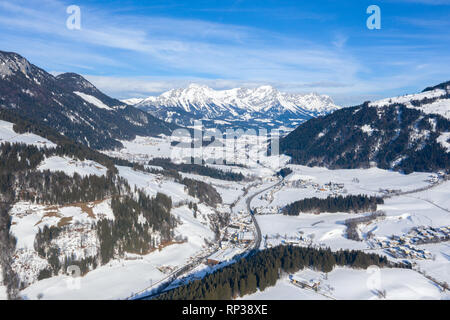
[[0, 51, 178, 150], [370, 82, 450, 120], [0, 120, 56, 148]]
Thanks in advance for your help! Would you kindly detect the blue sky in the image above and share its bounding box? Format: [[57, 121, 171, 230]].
[[0, 0, 449, 105]]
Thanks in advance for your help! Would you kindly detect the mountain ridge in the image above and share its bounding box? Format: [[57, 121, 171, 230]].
[[133, 83, 340, 130], [0, 50, 178, 150], [281, 82, 450, 173]]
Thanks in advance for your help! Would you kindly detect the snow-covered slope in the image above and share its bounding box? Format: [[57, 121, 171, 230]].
[[282, 81, 450, 173], [0, 51, 178, 150], [134, 84, 340, 131], [121, 98, 144, 106], [370, 82, 450, 120], [0, 120, 56, 148]]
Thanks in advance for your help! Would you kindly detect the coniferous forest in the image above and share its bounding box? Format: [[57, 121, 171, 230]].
[[283, 195, 383, 215], [0, 139, 179, 296], [148, 158, 245, 181], [156, 245, 404, 300]]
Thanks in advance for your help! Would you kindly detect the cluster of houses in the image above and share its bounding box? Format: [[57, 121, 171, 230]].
[[264, 233, 314, 249], [256, 205, 280, 215], [323, 182, 346, 194], [284, 179, 346, 195], [254, 179, 348, 215], [383, 244, 433, 260], [371, 226, 449, 260], [205, 213, 256, 266], [379, 188, 402, 195], [405, 226, 450, 244]]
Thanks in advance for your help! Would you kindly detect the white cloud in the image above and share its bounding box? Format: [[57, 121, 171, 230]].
[[0, 0, 449, 106]]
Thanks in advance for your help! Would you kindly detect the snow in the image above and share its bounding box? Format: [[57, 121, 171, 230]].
[[437, 132, 450, 152], [172, 205, 214, 250], [136, 84, 339, 120], [414, 99, 450, 120], [253, 165, 433, 211], [20, 203, 216, 300], [9, 199, 115, 251], [117, 166, 193, 204], [360, 124, 375, 136], [0, 120, 56, 148], [0, 52, 32, 76], [37, 156, 107, 177], [0, 270, 7, 300], [20, 242, 197, 300], [120, 98, 144, 105], [370, 89, 450, 120], [74, 91, 112, 110], [252, 167, 449, 298], [257, 213, 368, 251], [243, 267, 446, 300], [11, 249, 49, 287], [370, 89, 446, 108], [105, 136, 172, 162], [8, 199, 116, 287], [7, 119, 448, 300]]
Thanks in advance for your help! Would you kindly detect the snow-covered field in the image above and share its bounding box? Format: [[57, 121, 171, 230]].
[[37, 156, 107, 177], [21, 241, 201, 300], [20, 201, 216, 300], [0, 120, 56, 148], [105, 133, 289, 172], [251, 165, 434, 212], [117, 165, 195, 204], [243, 267, 448, 300], [2, 125, 448, 300], [253, 168, 449, 299], [10, 141, 223, 299]]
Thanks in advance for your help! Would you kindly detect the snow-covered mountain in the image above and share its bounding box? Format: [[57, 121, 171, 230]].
[[0, 51, 178, 150], [134, 84, 340, 131], [281, 81, 450, 173]]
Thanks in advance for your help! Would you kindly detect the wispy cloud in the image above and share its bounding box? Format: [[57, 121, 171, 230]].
[[0, 0, 449, 106]]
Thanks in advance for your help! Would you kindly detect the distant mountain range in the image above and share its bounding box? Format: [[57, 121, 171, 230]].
[[281, 81, 450, 173], [0, 51, 178, 150], [128, 84, 340, 131]]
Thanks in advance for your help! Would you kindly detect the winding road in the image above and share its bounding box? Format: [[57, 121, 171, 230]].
[[246, 178, 284, 251], [134, 177, 284, 300]]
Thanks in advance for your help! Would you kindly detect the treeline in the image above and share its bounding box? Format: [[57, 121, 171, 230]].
[[283, 195, 383, 215], [182, 178, 222, 207], [11, 170, 130, 205], [0, 111, 179, 296], [344, 211, 386, 241], [134, 164, 223, 207], [0, 109, 134, 171], [37, 255, 98, 281], [148, 158, 244, 182], [34, 191, 176, 280], [97, 192, 175, 264], [156, 245, 402, 300], [0, 203, 21, 299], [280, 104, 450, 174], [277, 167, 293, 178]]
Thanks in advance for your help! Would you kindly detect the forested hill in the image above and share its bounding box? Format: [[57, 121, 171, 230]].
[[280, 102, 450, 174], [0, 108, 131, 171], [0, 50, 179, 150], [0, 110, 177, 299]]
